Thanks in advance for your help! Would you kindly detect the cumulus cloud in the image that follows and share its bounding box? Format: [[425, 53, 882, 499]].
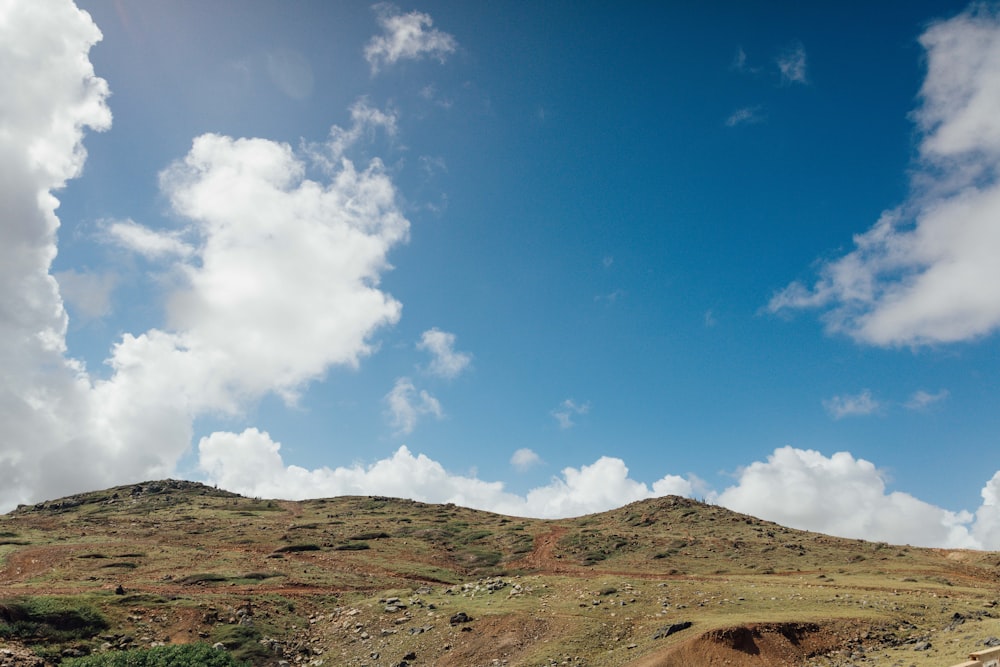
[[510, 448, 542, 472], [552, 398, 590, 429], [972, 471, 1000, 548], [418, 328, 471, 379], [198, 429, 697, 519], [365, 3, 457, 74], [0, 0, 114, 506], [769, 7, 1000, 346], [194, 432, 1000, 548], [716, 447, 982, 548], [776, 42, 808, 84], [385, 377, 443, 435], [0, 0, 413, 510], [822, 389, 881, 419]]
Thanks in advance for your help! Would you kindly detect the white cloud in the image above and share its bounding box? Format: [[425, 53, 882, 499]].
[[54, 269, 117, 320], [365, 3, 457, 74], [0, 0, 413, 510], [776, 42, 808, 84], [198, 429, 697, 519], [385, 377, 443, 435], [0, 0, 115, 506], [143, 129, 409, 410], [105, 218, 193, 259], [418, 328, 471, 379], [725, 105, 765, 127], [973, 471, 1000, 549], [716, 447, 981, 548], [769, 8, 1000, 346], [196, 432, 1000, 548], [510, 448, 541, 472], [905, 388, 949, 410], [552, 398, 590, 429], [822, 389, 881, 419], [319, 99, 399, 166]]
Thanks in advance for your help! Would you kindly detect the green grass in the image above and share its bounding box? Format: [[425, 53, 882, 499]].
[[64, 643, 250, 666]]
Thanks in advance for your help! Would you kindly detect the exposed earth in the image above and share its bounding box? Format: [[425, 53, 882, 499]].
[[1, 480, 999, 666]]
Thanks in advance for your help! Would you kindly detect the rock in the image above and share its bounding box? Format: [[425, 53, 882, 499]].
[[114, 584, 125, 595], [985, 637, 1000, 647], [450, 612, 472, 625], [213, 642, 227, 650], [653, 621, 693, 639], [913, 641, 932, 651], [945, 612, 966, 631]]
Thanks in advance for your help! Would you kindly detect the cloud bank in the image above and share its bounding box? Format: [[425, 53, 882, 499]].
[[196, 431, 1000, 550], [769, 6, 1000, 346], [198, 428, 696, 520]]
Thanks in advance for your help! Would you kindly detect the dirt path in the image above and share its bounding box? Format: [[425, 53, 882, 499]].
[[509, 527, 573, 573]]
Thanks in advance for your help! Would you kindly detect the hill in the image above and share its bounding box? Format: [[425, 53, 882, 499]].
[[1, 480, 998, 666]]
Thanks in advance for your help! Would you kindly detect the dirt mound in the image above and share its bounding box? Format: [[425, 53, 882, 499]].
[[631, 620, 871, 667]]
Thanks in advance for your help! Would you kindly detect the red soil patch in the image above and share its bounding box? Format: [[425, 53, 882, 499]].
[[627, 620, 875, 667]]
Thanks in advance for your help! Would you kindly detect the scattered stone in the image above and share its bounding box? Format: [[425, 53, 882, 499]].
[[985, 637, 1000, 647], [913, 641, 932, 651], [653, 621, 693, 639], [450, 612, 472, 625], [944, 612, 966, 631]]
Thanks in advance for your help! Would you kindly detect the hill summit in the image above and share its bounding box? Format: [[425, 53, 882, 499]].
[[1, 481, 999, 666]]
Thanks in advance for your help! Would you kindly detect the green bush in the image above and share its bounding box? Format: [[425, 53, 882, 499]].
[[210, 624, 271, 662], [175, 573, 228, 585], [348, 531, 390, 540], [64, 643, 250, 666], [0, 596, 108, 642]]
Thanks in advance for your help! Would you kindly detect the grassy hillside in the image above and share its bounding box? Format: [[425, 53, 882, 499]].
[[1, 480, 998, 666]]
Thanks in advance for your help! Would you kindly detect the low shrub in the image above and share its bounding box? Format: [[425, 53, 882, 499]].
[[272, 544, 321, 553], [211, 624, 271, 662], [348, 531, 390, 540], [64, 642, 249, 666], [176, 573, 228, 585], [0, 596, 108, 642]]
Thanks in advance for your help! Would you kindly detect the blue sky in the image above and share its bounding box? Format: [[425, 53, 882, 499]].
[[4, 0, 1000, 548]]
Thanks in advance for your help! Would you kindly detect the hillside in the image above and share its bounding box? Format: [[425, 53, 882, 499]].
[[1, 480, 999, 666]]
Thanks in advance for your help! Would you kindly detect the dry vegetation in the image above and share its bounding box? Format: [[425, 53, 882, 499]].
[[1, 480, 999, 666]]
